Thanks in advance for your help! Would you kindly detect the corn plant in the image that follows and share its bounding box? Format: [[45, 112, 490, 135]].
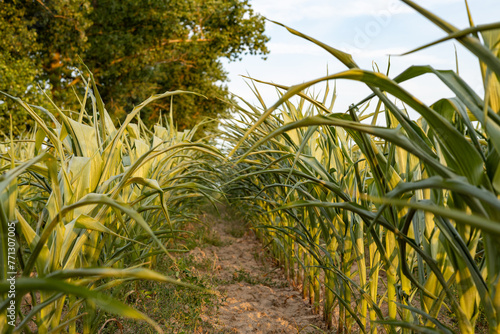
[[224, 1, 500, 333], [0, 71, 223, 334]]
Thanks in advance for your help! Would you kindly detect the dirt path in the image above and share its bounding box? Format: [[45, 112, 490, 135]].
[[190, 212, 326, 334]]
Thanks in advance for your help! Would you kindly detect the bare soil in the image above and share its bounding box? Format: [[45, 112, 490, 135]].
[[192, 212, 326, 334]]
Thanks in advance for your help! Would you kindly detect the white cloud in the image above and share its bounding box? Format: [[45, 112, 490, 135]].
[[268, 42, 326, 55], [348, 47, 447, 64], [250, 0, 461, 24]]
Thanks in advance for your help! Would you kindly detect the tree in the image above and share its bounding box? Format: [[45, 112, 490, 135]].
[[0, 1, 43, 136], [0, 0, 93, 136], [0, 0, 269, 136]]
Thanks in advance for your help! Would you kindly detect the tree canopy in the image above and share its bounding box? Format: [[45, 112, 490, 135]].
[[0, 0, 269, 136]]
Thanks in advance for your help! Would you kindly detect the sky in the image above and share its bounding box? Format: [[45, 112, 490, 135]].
[[222, 0, 500, 119]]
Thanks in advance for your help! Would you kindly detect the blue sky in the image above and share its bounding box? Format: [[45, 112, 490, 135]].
[[223, 0, 500, 118]]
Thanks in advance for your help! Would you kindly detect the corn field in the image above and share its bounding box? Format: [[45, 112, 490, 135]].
[[223, 2, 500, 333], [1, 0, 500, 333], [0, 72, 223, 333]]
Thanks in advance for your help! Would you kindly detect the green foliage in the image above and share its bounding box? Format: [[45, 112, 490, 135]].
[[99, 254, 222, 334], [224, 2, 500, 333], [0, 73, 224, 333], [0, 1, 44, 136], [0, 0, 269, 136]]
